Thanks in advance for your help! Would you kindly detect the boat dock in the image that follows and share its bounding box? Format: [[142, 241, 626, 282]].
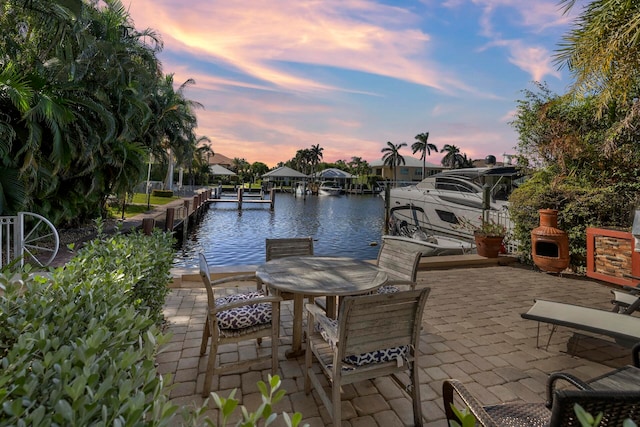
[[207, 187, 276, 210]]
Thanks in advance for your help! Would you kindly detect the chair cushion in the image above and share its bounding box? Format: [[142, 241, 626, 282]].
[[216, 292, 272, 330], [343, 346, 408, 366], [376, 285, 400, 294], [314, 313, 408, 367]]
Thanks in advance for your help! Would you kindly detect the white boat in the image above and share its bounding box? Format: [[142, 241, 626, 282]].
[[294, 181, 310, 195], [318, 181, 342, 196], [386, 205, 475, 256], [387, 166, 524, 240]]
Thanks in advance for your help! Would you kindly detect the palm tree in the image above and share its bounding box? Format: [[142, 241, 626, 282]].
[[293, 149, 313, 175], [555, 0, 640, 127], [231, 157, 250, 183], [309, 144, 324, 180], [440, 144, 464, 168], [411, 132, 438, 179], [151, 75, 203, 190], [381, 141, 407, 186]]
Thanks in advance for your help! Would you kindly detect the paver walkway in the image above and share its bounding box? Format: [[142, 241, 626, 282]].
[[158, 264, 635, 426]]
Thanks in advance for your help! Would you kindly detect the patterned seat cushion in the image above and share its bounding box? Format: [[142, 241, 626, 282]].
[[343, 346, 407, 366], [376, 285, 400, 294], [314, 313, 408, 367], [216, 292, 272, 330]]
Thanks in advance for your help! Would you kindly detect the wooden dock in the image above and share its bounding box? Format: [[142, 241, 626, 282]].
[[207, 187, 276, 210]]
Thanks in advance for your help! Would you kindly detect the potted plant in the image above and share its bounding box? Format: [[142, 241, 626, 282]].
[[455, 216, 507, 258]]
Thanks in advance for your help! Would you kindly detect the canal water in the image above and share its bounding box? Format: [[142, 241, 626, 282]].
[[173, 193, 385, 268]]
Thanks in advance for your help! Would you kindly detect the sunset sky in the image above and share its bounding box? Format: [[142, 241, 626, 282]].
[[127, 0, 578, 168]]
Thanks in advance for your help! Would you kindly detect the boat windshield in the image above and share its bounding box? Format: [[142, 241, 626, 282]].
[[426, 166, 524, 201]]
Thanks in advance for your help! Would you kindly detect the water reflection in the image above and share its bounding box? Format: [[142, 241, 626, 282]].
[[174, 193, 385, 268]]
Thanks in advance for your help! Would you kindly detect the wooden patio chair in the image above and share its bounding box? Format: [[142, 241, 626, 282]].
[[442, 342, 640, 426], [262, 237, 314, 301], [198, 253, 282, 397], [265, 236, 314, 262], [304, 288, 431, 426], [375, 240, 422, 293]]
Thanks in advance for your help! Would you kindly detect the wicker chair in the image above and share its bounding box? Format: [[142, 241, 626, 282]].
[[442, 343, 640, 426], [198, 253, 282, 397]]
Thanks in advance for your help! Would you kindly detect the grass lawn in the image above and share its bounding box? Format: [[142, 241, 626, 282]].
[[107, 193, 182, 219]]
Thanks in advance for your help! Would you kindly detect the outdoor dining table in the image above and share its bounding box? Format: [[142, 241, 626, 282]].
[[255, 256, 388, 358]]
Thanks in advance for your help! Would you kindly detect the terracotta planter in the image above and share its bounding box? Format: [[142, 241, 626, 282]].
[[474, 234, 504, 258], [531, 209, 570, 273]]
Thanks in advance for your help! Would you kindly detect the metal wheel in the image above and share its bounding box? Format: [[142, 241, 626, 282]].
[[18, 212, 59, 267]]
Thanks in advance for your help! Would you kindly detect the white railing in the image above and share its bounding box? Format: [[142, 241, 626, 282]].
[[486, 209, 519, 254]]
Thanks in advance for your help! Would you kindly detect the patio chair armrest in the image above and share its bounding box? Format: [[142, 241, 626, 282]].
[[633, 342, 640, 368], [213, 295, 282, 314], [305, 303, 339, 344], [305, 302, 326, 318], [545, 372, 591, 408], [442, 379, 498, 427]]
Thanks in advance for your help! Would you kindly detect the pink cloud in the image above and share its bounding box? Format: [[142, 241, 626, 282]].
[[128, 0, 475, 94]]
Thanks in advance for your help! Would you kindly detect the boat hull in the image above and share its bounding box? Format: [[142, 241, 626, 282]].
[[382, 235, 475, 256], [318, 181, 343, 196], [318, 189, 342, 196]]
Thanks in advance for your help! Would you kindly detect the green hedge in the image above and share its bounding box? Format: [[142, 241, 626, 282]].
[[0, 230, 178, 425], [0, 229, 307, 426]]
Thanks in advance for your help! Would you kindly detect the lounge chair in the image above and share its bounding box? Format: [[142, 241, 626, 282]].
[[610, 282, 640, 314], [521, 299, 640, 348]]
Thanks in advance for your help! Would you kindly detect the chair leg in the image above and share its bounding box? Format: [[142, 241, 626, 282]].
[[200, 316, 210, 356], [410, 361, 423, 427], [271, 302, 280, 374], [202, 338, 219, 397], [304, 314, 314, 395], [332, 374, 341, 426]]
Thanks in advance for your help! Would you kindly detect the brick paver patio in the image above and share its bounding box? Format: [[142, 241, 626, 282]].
[[158, 264, 635, 426]]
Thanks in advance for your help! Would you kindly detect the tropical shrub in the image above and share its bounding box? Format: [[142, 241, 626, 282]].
[[509, 169, 639, 269], [184, 375, 308, 427], [0, 231, 177, 425], [510, 83, 640, 271], [60, 226, 175, 325], [0, 230, 307, 426]]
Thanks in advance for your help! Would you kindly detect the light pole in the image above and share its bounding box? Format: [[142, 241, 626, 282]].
[[146, 150, 152, 210]]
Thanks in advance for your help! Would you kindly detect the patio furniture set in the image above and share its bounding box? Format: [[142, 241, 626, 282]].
[[197, 238, 640, 426]]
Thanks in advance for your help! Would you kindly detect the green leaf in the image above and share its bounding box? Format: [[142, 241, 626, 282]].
[[55, 399, 74, 422]]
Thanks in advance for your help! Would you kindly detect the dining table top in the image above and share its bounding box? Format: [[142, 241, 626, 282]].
[[255, 256, 388, 296]]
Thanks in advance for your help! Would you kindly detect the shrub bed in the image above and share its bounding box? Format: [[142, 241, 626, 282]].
[[0, 230, 178, 425]]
